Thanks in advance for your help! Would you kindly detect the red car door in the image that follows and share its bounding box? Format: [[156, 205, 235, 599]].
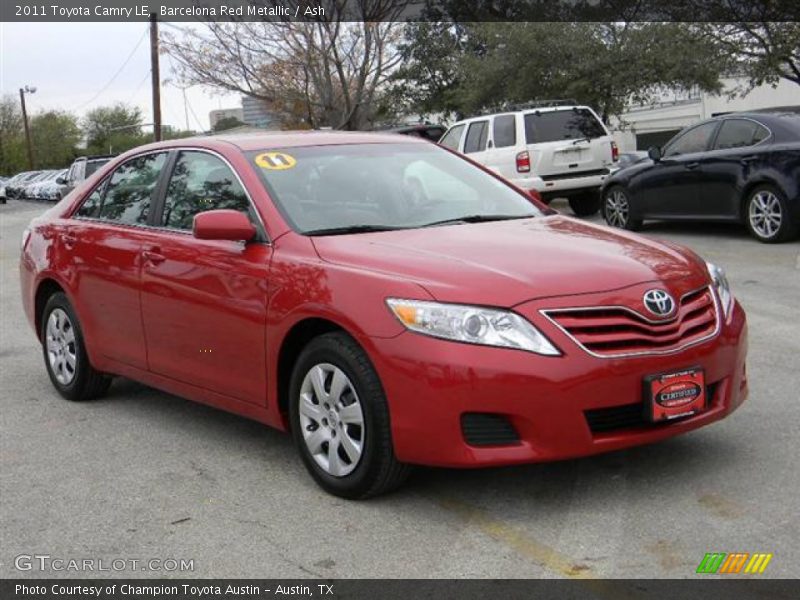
[[63, 151, 169, 370], [139, 150, 270, 405]]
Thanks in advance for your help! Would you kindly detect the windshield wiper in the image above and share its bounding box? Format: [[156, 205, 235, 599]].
[[422, 214, 532, 228], [304, 224, 408, 236]]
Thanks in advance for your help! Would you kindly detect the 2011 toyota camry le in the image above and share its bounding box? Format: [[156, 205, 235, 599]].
[[20, 132, 748, 498]]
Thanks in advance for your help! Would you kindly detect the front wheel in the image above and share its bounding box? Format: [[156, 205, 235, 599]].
[[289, 332, 410, 499], [568, 191, 601, 217], [745, 186, 797, 243], [603, 186, 642, 231]]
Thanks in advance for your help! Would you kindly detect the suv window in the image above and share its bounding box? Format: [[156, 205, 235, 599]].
[[464, 120, 489, 153], [161, 151, 251, 231], [524, 109, 606, 143], [713, 119, 770, 150], [664, 122, 718, 156], [95, 152, 167, 225], [493, 114, 516, 148], [439, 124, 465, 150], [85, 159, 110, 178]]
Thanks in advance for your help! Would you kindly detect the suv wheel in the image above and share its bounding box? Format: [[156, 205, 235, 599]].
[[289, 332, 410, 499], [745, 186, 796, 243], [568, 191, 601, 217], [603, 186, 642, 231], [41, 292, 111, 401]]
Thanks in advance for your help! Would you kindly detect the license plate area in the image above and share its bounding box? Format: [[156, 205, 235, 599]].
[[644, 367, 706, 423]]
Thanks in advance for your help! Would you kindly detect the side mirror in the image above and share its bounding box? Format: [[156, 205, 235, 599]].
[[193, 209, 256, 242], [647, 146, 662, 162], [56, 177, 67, 185]]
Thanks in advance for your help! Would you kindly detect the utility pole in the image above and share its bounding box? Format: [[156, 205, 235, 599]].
[[19, 86, 36, 169], [150, 13, 162, 142]]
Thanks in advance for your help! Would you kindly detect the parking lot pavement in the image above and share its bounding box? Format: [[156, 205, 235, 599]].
[[1, 199, 798, 580]]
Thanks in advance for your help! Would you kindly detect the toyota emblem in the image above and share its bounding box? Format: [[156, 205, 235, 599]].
[[643, 289, 676, 317]]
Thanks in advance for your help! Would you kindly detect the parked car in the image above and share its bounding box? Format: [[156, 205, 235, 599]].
[[63, 155, 114, 195], [439, 101, 619, 216], [5, 170, 44, 200], [602, 111, 800, 243], [29, 169, 68, 202], [20, 132, 747, 498]]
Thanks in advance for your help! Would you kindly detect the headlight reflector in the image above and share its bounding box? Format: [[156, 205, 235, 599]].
[[706, 262, 733, 318], [386, 298, 560, 355]]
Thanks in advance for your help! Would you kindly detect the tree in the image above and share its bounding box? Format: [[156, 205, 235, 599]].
[[0, 95, 26, 176], [213, 116, 246, 132], [83, 103, 149, 155], [29, 111, 81, 169], [163, 2, 409, 130]]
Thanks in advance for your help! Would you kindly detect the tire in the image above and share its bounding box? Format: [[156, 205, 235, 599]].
[[568, 191, 601, 217], [41, 292, 111, 401], [744, 185, 797, 243], [289, 332, 410, 499], [603, 186, 642, 231]]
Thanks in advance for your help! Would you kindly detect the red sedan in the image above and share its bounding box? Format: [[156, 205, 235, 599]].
[[19, 133, 748, 498]]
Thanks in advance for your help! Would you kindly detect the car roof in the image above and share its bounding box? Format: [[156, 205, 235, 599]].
[[454, 105, 593, 124]]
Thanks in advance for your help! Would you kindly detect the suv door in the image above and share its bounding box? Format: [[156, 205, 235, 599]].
[[482, 114, 518, 180], [637, 121, 719, 217], [697, 118, 771, 218], [138, 150, 270, 405], [64, 151, 169, 370]]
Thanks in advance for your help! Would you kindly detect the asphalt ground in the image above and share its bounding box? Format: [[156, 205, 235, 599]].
[[1, 198, 798, 579]]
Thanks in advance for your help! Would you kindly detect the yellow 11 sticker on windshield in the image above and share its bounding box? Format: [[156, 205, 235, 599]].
[[255, 152, 297, 170]]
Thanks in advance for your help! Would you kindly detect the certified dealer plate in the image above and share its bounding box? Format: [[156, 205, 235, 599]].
[[644, 367, 706, 422]]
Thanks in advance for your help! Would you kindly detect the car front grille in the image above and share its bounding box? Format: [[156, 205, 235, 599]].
[[543, 287, 718, 357], [585, 382, 720, 434], [461, 413, 520, 447]]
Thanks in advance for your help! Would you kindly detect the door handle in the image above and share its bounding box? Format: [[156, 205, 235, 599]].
[[61, 233, 77, 249], [684, 162, 700, 170], [740, 155, 757, 164], [142, 249, 165, 265]]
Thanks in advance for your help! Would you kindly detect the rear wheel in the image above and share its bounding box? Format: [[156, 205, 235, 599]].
[[41, 292, 111, 401], [289, 332, 410, 499], [568, 191, 601, 217], [745, 186, 797, 243], [603, 186, 642, 231]]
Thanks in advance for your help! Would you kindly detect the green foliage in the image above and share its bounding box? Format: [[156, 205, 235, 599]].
[[83, 103, 149, 155], [213, 116, 246, 132], [29, 111, 82, 169], [0, 95, 26, 176]]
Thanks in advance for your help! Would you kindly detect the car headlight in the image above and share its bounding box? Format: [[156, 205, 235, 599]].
[[386, 298, 560, 355], [706, 262, 733, 318]]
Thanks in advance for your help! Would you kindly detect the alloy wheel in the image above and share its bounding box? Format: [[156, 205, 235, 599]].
[[749, 190, 782, 239], [298, 363, 364, 477], [605, 189, 629, 228], [45, 308, 77, 385]]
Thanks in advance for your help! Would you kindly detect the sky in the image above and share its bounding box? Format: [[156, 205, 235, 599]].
[[0, 22, 241, 132]]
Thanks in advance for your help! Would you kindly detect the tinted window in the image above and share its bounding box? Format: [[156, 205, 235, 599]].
[[161, 151, 250, 231], [439, 124, 465, 150], [96, 152, 167, 225], [85, 159, 110, 178], [76, 179, 108, 218], [714, 119, 769, 149], [664, 122, 718, 156], [493, 114, 516, 148], [524, 109, 606, 143], [464, 120, 489, 153]]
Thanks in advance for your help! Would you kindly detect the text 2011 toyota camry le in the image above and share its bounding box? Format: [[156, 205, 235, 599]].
[[20, 132, 748, 498]]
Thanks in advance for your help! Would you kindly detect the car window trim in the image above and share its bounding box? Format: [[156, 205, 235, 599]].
[[150, 147, 270, 244], [709, 117, 773, 151]]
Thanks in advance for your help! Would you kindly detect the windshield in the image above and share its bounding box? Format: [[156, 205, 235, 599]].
[[524, 109, 606, 143], [248, 143, 540, 235]]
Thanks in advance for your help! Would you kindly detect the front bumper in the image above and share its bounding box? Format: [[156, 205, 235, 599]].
[[370, 299, 747, 468]]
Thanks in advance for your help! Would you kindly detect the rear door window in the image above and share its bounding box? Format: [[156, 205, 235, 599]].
[[94, 152, 168, 225], [493, 114, 517, 148], [713, 119, 770, 150], [439, 124, 465, 150], [524, 109, 606, 143], [464, 120, 489, 154]]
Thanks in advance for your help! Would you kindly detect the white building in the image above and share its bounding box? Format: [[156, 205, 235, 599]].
[[612, 77, 800, 151]]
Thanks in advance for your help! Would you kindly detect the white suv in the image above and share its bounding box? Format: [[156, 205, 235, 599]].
[[439, 103, 618, 216]]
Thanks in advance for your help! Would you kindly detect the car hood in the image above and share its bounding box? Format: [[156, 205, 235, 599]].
[[311, 216, 706, 307]]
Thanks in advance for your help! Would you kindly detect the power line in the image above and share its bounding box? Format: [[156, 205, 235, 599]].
[[72, 26, 149, 112]]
